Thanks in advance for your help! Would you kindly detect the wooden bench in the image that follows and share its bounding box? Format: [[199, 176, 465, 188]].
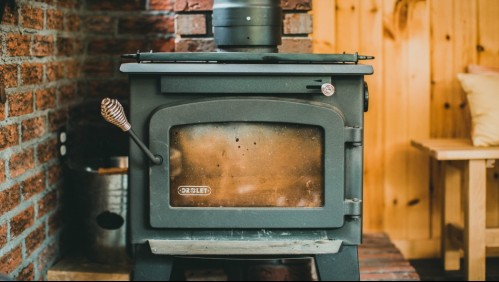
[[411, 138, 499, 281]]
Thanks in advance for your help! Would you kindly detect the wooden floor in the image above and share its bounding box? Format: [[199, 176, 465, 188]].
[[359, 233, 420, 281]]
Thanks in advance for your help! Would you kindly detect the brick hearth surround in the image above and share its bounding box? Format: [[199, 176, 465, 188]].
[[0, 0, 311, 280]]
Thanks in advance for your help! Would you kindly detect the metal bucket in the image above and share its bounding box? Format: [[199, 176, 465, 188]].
[[66, 156, 128, 264]]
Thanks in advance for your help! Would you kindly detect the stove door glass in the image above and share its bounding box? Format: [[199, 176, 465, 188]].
[[169, 122, 324, 207]]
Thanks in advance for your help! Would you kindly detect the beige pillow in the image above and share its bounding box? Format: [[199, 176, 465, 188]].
[[457, 73, 499, 146]]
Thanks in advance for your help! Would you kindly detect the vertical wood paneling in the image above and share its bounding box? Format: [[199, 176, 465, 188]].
[[311, 0, 336, 53], [335, 0, 360, 53], [477, 0, 499, 228], [382, 0, 431, 240], [360, 0, 384, 232], [406, 0, 430, 240], [381, 0, 409, 240], [477, 0, 499, 66]]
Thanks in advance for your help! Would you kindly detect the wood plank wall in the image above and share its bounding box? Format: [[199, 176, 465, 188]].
[[312, 0, 499, 258]]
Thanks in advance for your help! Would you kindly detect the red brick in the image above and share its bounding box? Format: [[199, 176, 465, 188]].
[[278, 37, 312, 53], [360, 272, 420, 281], [48, 209, 62, 236], [9, 148, 35, 178], [65, 60, 81, 79], [37, 138, 57, 164], [0, 185, 21, 215], [38, 189, 57, 218], [87, 0, 146, 11], [150, 0, 174, 11], [283, 13, 312, 34], [22, 116, 46, 141], [11, 206, 35, 237], [21, 63, 43, 85], [22, 172, 46, 201], [280, 0, 312, 11], [65, 14, 81, 31], [36, 0, 55, 4], [83, 57, 115, 77], [46, 9, 64, 30], [32, 35, 55, 57], [0, 104, 4, 121], [2, 5, 19, 25], [0, 246, 22, 274], [36, 88, 57, 110], [6, 33, 31, 57], [46, 62, 65, 82], [26, 225, 46, 256], [48, 109, 68, 132], [47, 165, 61, 185], [175, 38, 216, 52], [8, 92, 34, 117], [0, 223, 7, 248], [57, 37, 77, 56], [174, 0, 213, 11], [82, 15, 115, 34], [0, 64, 18, 88], [87, 79, 129, 99], [58, 84, 76, 104], [118, 15, 174, 34], [58, 0, 79, 8], [16, 263, 35, 281], [0, 124, 20, 151], [175, 14, 206, 35], [151, 38, 175, 52], [21, 6, 44, 30], [88, 38, 148, 55], [37, 242, 58, 275], [0, 160, 5, 183]]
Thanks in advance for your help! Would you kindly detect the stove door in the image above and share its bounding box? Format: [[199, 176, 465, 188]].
[[149, 98, 347, 228]]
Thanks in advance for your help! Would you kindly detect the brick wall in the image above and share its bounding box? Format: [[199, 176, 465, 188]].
[[0, 0, 82, 280], [0, 0, 312, 280]]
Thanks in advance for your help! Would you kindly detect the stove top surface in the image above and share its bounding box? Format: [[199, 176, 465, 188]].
[[123, 51, 374, 64]]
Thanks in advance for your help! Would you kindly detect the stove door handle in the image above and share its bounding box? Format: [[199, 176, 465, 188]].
[[101, 98, 163, 165]]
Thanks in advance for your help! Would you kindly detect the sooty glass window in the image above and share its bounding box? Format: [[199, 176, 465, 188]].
[[169, 122, 324, 208]]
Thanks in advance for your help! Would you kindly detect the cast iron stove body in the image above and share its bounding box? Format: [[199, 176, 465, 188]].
[[120, 51, 373, 280]]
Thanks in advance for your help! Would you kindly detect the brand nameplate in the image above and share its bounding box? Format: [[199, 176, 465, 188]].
[[177, 186, 211, 196]]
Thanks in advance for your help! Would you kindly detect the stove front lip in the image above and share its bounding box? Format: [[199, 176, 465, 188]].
[[148, 97, 349, 229]]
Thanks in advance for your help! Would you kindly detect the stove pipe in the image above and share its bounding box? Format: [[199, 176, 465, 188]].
[[213, 0, 283, 53]]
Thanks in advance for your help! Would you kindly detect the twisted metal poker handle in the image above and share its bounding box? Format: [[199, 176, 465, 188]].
[[101, 98, 132, 131], [101, 98, 162, 165]]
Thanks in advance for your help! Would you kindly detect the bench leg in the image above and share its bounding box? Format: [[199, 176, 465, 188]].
[[442, 162, 461, 271], [463, 160, 486, 281]]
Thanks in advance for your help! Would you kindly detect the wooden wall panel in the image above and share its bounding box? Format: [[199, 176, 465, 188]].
[[477, 0, 499, 228], [381, 0, 431, 242], [359, 0, 385, 232], [312, 0, 499, 258]]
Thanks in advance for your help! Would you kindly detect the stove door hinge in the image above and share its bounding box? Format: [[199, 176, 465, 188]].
[[344, 127, 363, 144], [344, 198, 362, 216]]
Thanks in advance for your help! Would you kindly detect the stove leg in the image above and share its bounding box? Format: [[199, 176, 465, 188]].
[[314, 245, 360, 281], [132, 243, 174, 281]]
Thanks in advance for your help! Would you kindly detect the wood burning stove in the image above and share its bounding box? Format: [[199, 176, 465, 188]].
[[100, 1, 374, 280]]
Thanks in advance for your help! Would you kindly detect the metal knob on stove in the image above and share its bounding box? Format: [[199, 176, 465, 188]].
[[101, 98, 162, 165], [321, 83, 335, 96]]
